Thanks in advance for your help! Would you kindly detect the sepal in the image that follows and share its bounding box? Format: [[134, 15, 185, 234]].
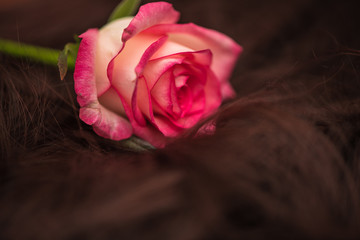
[[57, 40, 80, 80]]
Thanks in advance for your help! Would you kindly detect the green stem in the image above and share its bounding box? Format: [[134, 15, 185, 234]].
[[0, 38, 75, 70]]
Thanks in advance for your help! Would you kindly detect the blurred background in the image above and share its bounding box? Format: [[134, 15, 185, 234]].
[[1, 0, 359, 97]]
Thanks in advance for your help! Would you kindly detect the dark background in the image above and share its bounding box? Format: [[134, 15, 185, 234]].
[[1, 0, 360, 96]]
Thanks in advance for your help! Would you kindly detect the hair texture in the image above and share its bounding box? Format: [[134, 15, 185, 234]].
[[1, 0, 360, 239]]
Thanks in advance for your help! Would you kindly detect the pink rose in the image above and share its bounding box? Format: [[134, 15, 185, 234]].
[[74, 1, 242, 147]]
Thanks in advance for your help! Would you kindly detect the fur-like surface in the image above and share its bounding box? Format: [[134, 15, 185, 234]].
[[1, 0, 360, 239]]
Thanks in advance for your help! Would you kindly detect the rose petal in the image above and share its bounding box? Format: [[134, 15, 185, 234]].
[[143, 23, 242, 98], [145, 50, 215, 129], [162, 90, 205, 129], [79, 104, 133, 140], [143, 50, 212, 90], [154, 103, 204, 129], [132, 76, 153, 125], [131, 35, 170, 126], [202, 68, 222, 114], [112, 85, 167, 148], [165, 67, 221, 128], [220, 82, 236, 99], [150, 70, 177, 115], [135, 35, 168, 76], [187, 90, 206, 115], [142, 56, 185, 90], [171, 111, 204, 129], [109, 33, 163, 107], [149, 69, 182, 118], [136, 73, 198, 133], [75, 29, 132, 141], [151, 75, 206, 130], [98, 87, 126, 116], [152, 114, 183, 137], [177, 85, 192, 115], [122, 2, 180, 42], [133, 123, 168, 148], [175, 75, 189, 88], [151, 40, 193, 59], [92, 109, 132, 140], [74, 29, 99, 107], [173, 65, 189, 77], [96, 17, 133, 97], [170, 75, 181, 116], [79, 106, 100, 125]]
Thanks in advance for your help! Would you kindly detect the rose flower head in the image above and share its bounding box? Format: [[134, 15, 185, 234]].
[[74, 1, 242, 147]]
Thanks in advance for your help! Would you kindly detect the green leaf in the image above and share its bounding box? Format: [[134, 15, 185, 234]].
[[57, 50, 68, 80], [64, 42, 79, 68], [57, 42, 80, 80], [108, 0, 140, 23]]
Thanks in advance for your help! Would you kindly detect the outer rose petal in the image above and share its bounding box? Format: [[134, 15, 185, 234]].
[[122, 2, 180, 42], [80, 105, 132, 140], [74, 29, 99, 107], [74, 28, 132, 140], [142, 23, 242, 99], [95, 17, 133, 96]]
